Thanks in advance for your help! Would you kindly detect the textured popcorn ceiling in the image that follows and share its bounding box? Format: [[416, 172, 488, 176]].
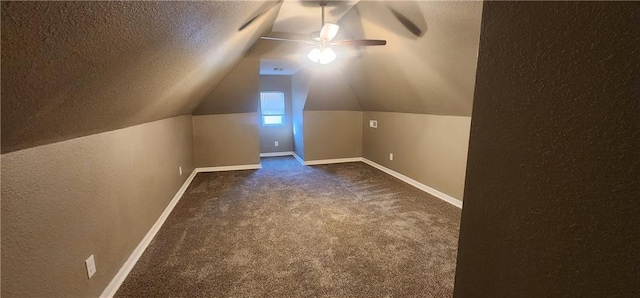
[[1, 1, 280, 153], [1, 0, 484, 153]]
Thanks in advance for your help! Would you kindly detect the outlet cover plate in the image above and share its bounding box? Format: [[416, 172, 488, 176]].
[[85, 255, 96, 279]]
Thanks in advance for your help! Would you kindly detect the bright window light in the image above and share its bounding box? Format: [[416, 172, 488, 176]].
[[263, 115, 283, 125], [260, 92, 285, 126]]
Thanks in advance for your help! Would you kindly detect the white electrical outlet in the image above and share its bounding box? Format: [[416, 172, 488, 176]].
[[390, 153, 394, 161], [369, 120, 378, 128], [179, 166, 182, 176], [275, 141, 279, 147], [85, 255, 96, 279]]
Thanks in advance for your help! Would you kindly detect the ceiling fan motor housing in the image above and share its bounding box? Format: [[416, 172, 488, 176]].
[[310, 31, 321, 41]]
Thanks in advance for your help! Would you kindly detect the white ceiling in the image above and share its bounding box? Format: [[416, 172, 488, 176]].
[[260, 58, 304, 75], [272, 0, 360, 36]]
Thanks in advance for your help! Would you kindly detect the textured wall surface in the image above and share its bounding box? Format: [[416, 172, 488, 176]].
[[259, 75, 293, 153], [455, 2, 640, 297], [303, 111, 363, 161], [192, 114, 260, 167], [362, 112, 471, 200], [1, 1, 278, 153], [1, 115, 194, 297]]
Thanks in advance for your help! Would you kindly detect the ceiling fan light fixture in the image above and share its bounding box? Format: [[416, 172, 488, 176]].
[[259, 1, 385, 63], [307, 47, 336, 64], [319, 47, 336, 64], [307, 48, 322, 63]]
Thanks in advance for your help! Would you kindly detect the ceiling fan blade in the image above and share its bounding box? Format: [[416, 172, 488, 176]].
[[260, 36, 317, 45], [320, 23, 340, 41], [331, 39, 387, 46], [388, 7, 425, 37], [238, 0, 282, 31]]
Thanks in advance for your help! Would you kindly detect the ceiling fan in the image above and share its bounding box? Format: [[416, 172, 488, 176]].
[[260, 0, 386, 64]]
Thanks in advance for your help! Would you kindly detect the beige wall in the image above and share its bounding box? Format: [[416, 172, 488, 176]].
[[0, 115, 194, 297], [291, 70, 309, 159], [192, 113, 260, 167], [259, 75, 293, 153], [362, 112, 470, 200], [303, 111, 363, 161]]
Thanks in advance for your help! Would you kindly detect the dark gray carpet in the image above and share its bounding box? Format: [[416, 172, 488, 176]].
[[116, 156, 461, 297]]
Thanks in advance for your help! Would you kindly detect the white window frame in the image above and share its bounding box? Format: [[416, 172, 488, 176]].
[[260, 91, 285, 126]]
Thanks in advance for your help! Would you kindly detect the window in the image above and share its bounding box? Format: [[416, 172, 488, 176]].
[[260, 92, 285, 126]]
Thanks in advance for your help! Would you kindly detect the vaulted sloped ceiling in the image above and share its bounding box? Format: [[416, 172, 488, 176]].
[[1, 1, 280, 153], [2, 0, 484, 153], [196, 0, 482, 117], [304, 68, 362, 111], [340, 1, 483, 116], [193, 36, 363, 115], [193, 36, 307, 115]]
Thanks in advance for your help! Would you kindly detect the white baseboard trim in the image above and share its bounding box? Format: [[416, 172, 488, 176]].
[[292, 152, 305, 165], [101, 158, 460, 296], [196, 164, 262, 172], [260, 151, 293, 157], [303, 157, 363, 166], [100, 169, 198, 298], [361, 158, 463, 209], [100, 163, 262, 297]]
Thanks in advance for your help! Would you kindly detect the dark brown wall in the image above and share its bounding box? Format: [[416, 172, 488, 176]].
[[455, 2, 639, 297]]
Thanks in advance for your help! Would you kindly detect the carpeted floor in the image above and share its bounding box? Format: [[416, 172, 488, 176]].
[[116, 156, 461, 297]]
